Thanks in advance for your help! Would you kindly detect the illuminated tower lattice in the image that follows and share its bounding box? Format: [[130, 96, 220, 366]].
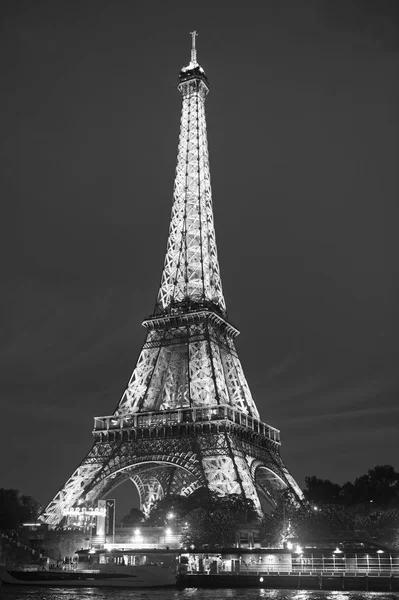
[[42, 33, 304, 526]]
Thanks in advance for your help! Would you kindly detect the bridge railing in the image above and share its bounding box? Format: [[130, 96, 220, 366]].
[[93, 404, 280, 444]]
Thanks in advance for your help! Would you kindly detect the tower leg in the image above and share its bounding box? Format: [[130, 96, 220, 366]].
[[199, 434, 263, 515], [130, 474, 164, 517]]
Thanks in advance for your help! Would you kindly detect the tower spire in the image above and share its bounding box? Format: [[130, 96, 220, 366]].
[[190, 30, 198, 64], [155, 31, 225, 316]]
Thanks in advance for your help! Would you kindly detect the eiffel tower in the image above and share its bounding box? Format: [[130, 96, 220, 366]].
[[42, 33, 303, 527]]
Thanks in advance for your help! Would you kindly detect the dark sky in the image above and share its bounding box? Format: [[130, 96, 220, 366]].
[[1, 0, 398, 515]]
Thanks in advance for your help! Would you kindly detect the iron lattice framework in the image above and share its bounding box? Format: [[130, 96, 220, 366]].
[[42, 34, 304, 526]]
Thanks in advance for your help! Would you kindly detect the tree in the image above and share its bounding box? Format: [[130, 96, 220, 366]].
[[260, 501, 399, 550], [303, 466, 399, 510], [146, 489, 258, 527], [260, 507, 286, 548], [120, 507, 145, 527], [367, 509, 399, 546], [0, 489, 41, 532], [145, 491, 258, 547], [354, 465, 399, 507], [338, 465, 399, 510], [145, 495, 189, 526], [303, 476, 342, 505], [180, 508, 236, 548], [212, 494, 259, 523]]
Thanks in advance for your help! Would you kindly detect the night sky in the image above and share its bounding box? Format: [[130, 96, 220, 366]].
[[1, 0, 398, 517]]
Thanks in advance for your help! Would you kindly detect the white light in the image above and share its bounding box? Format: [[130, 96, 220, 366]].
[[135, 528, 140, 535], [313, 506, 318, 511], [88, 549, 96, 554], [334, 547, 342, 554], [377, 550, 384, 554], [295, 545, 302, 554], [167, 512, 175, 520], [286, 542, 293, 550], [64, 507, 106, 516], [166, 527, 172, 535], [259, 576, 264, 582]]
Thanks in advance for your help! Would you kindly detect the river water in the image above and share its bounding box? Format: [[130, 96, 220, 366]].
[[1, 589, 398, 600]]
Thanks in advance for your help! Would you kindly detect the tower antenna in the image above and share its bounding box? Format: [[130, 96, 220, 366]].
[[190, 30, 198, 64]]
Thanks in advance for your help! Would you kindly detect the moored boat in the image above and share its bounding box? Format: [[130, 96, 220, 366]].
[[0, 563, 177, 588]]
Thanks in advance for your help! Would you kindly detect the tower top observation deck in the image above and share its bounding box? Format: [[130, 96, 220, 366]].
[[179, 30, 209, 90]]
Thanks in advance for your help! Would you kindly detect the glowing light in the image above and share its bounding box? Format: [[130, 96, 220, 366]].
[[377, 550, 384, 554], [295, 545, 302, 554], [166, 527, 172, 535], [64, 507, 106, 516], [88, 549, 96, 554], [286, 542, 293, 550], [333, 547, 343, 554], [259, 577, 264, 582], [135, 528, 140, 535], [167, 512, 175, 520]]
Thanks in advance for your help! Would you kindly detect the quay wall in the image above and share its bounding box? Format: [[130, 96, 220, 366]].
[[19, 528, 90, 562], [0, 532, 41, 568], [40, 530, 90, 561], [178, 573, 399, 591]]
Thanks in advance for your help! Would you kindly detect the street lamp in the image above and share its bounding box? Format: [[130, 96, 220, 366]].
[[164, 527, 172, 545], [377, 550, 384, 572], [333, 548, 342, 573]]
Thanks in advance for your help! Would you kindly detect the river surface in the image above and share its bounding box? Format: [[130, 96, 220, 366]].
[[1, 589, 398, 600]]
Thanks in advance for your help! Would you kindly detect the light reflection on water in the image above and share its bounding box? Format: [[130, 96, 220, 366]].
[[0, 588, 398, 600]]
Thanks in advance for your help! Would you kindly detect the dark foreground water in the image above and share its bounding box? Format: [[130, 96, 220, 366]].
[[1, 589, 398, 600]]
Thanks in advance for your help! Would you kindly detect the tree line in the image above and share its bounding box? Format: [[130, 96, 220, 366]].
[[2, 464, 399, 548], [303, 465, 399, 508], [122, 464, 399, 548], [0, 489, 40, 532]]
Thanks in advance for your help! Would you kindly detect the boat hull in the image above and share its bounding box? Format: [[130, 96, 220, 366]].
[[0, 565, 177, 588]]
